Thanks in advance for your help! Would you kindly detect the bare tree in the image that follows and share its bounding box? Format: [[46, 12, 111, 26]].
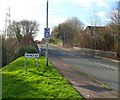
[[7, 20, 39, 47], [2, 20, 39, 66], [65, 17, 84, 47], [90, 10, 101, 26], [109, 1, 120, 25], [88, 10, 101, 49], [52, 17, 84, 47], [108, 1, 120, 57]]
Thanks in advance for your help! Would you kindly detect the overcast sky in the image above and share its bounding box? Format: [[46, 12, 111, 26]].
[[0, 0, 119, 40]]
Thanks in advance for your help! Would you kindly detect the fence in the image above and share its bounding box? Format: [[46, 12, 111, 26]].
[[74, 47, 117, 58]]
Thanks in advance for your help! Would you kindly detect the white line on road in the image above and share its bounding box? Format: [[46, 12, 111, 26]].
[[71, 54, 75, 56], [84, 59, 89, 61], [76, 56, 89, 61], [94, 62, 118, 70]]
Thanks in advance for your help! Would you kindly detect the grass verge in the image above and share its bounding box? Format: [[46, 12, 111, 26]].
[[2, 56, 83, 99]]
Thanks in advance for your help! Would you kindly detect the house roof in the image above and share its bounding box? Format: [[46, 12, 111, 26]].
[[87, 26, 105, 30], [85, 26, 105, 34]]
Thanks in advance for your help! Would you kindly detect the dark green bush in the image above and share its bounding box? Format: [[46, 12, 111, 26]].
[[49, 38, 55, 43], [15, 46, 38, 58]]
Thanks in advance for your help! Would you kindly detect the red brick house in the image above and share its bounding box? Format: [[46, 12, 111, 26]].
[[84, 26, 106, 36]]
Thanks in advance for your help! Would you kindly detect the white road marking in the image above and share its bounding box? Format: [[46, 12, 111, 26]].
[[84, 59, 89, 61], [81, 53, 90, 56], [76, 56, 80, 58], [71, 54, 75, 56], [94, 62, 118, 70], [76, 56, 89, 61]]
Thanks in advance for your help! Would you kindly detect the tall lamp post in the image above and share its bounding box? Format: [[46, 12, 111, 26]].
[[46, 0, 49, 66]]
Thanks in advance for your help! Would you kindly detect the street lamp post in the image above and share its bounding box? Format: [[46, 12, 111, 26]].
[[46, 0, 49, 66]]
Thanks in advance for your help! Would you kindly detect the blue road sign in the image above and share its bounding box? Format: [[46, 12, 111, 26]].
[[44, 28, 50, 38]]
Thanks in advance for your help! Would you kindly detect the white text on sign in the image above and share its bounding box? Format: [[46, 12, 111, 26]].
[[25, 53, 39, 58]]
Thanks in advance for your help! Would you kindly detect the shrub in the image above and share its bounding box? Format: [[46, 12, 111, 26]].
[[15, 46, 38, 58], [49, 39, 55, 43]]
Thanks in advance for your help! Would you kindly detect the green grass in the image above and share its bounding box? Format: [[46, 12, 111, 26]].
[[2, 56, 83, 99]]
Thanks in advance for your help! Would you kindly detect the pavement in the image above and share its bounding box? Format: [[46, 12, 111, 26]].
[[48, 54, 119, 99]]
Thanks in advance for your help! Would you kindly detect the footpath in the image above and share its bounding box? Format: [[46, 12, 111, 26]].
[[48, 55, 119, 99]]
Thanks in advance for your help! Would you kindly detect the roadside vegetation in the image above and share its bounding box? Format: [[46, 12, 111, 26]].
[[1, 20, 39, 67], [2, 56, 83, 99]]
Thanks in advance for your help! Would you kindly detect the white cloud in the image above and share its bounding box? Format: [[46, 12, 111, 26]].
[[0, 0, 46, 28], [97, 12, 106, 18], [75, 0, 109, 7], [52, 0, 62, 3], [96, 11, 110, 25], [96, 0, 108, 7], [75, 0, 91, 7], [49, 16, 67, 26]]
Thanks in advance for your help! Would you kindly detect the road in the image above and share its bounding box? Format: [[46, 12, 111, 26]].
[[40, 44, 119, 91]]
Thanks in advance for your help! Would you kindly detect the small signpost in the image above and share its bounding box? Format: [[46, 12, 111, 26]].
[[24, 52, 39, 71]]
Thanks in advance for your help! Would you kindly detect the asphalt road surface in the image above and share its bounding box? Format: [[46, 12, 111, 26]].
[[40, 44, 119, 91]]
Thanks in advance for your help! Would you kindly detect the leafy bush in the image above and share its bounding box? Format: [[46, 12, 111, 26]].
[[15, 46, 38, 58], [49, 39, 55, 43]]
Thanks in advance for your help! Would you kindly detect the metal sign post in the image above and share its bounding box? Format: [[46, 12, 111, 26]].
[[45, 0, 49, 66], [44, 28, 50, 66], [24, 52, 40, 71]]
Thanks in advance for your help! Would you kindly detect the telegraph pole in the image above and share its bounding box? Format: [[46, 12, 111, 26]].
[[46, 0, 49, 66]]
